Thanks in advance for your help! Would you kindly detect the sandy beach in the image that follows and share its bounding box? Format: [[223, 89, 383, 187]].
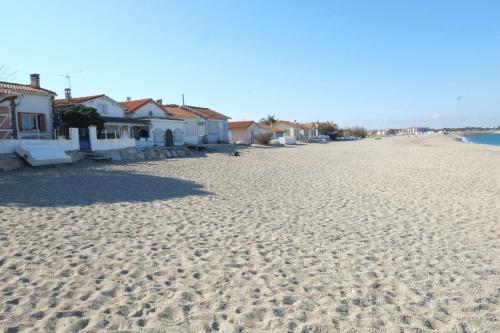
[[0, 135, 499, 332]]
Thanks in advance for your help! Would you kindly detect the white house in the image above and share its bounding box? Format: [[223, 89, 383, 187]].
[[182, 105, 230, 143], [120, 98, 186, 146], [54, 90, 150, 139], [299, 123, 319, 141], [0, 74, 56, 139], [228, 121, 263, 143], [272, 120, 302, 144], [163, 104, 203, 145]]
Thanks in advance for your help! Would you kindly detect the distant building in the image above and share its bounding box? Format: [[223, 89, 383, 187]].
[[272, 120, 302, 143], [228, 121, 263, 143], [299, 122, 319, 140], [398, 127, 430, 135]]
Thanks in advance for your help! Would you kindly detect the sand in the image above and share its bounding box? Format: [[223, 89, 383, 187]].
[[0, 135, 499, 332]]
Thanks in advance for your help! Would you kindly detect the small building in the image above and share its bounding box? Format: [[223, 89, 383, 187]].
[[180, 105, 230, 143], [299, 122, 319, 141], [163, 104, 204, 145], [228, 121, 264, 143], [272, 120, 302, 143], [0, 74, 56, 139], [120, 98, 186, 146]]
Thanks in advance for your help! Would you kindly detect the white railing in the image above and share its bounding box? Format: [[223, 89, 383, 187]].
[[88, 126, 136, 151], [0, 128, 80, 154]]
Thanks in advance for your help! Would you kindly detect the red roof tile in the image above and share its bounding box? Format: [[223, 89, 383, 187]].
[[118, 98, 153, 111], [54, 94, 105, 106], [273, 120, 301, 128], [228, 121, 255, 130], [300, 122, 316, 129], [163, 105, 199, 119], [181, 105, 230, 120], [258, 124, 284, 132], [0, 81, 56, 96]]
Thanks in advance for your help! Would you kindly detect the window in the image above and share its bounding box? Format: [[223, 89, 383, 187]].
[[208, 121, 219, 135], [186, 121, 197, 136], [174, 128, 184, 142], [19, 113, 46, 131], [98, 103, 107, 114]]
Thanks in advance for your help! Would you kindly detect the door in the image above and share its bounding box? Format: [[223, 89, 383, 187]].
[[79, 128, 91, 150], [165, 129, 174, 147]]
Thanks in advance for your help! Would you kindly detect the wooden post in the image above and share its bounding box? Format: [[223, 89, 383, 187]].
[[9, 98, 18, 139]]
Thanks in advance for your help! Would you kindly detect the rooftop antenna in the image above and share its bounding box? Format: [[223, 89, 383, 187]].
[[57, 74, 72, 90], [182, 94, 185, 105]]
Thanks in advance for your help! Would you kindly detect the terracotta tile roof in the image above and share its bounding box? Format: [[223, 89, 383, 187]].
[[228, 121, 255, 130], [273, 120, 301, 128], [163, 104, 199, 119], [181, 105, 230, 120], [300, 122, 316, 129], [0, 81, 56, 97], [258, 124, 284, 132], [118, 98, 154, 111], [54, 94, 105, 106], [136, 116, 184, 121]]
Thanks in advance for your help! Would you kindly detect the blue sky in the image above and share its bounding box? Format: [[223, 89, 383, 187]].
[[1, 0, 500, 128]]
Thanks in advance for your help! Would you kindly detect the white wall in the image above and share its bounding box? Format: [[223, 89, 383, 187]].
[[229, 128, 249, 142], [279, 137, 296, 145], [206, 119, 229, 143], [129, 102, 167, 119], [88, 126, 136, 151], [0, 128, 79, 154], [81, 96, 126, 118], [184, 119, 201, 145], [0, 93, 54, 135], [148, 119, 186, 146]]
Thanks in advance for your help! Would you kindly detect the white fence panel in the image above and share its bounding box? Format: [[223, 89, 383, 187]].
[[0, 128, 79, 154]]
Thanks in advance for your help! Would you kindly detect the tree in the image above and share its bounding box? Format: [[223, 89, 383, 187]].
[[253, 132, 273, 145], [0, 65, 16, 81], [350, 126, 368, 138], [259, 114, 278, 125], [55, 104, 104, 131], [318, 121, 337, 135]]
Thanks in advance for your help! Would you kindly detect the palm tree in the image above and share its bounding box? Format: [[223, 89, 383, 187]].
[[259, 114, 278, 125]]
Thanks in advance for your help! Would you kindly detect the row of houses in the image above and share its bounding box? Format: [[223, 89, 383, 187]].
[[1, 74, 324, 154], [0, 74, 231, 148], [372, 127, 431, 136], [228, 120, 320, 145]]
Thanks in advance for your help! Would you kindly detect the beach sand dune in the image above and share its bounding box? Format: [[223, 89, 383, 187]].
[[0, 135, 499, 332]]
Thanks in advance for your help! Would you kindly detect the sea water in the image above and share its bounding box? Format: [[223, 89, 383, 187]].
[[462, 133, 500, 147]]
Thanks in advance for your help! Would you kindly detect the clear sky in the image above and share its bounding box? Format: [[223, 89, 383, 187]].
[[2, 0, 500, 129]]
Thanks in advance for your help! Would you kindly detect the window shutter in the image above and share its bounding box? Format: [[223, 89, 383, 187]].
[[39, 114, 46, 131], [17, 112, 24, 130]]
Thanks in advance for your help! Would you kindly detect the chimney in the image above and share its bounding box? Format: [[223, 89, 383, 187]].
[[126, 97, 131, 101], [64, 88, 72, 101], [30, 74, 40, 88], [156, 99, 162, 106]]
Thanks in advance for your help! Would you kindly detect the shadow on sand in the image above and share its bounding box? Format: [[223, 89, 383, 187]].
[[0, 165, 211, 207]]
